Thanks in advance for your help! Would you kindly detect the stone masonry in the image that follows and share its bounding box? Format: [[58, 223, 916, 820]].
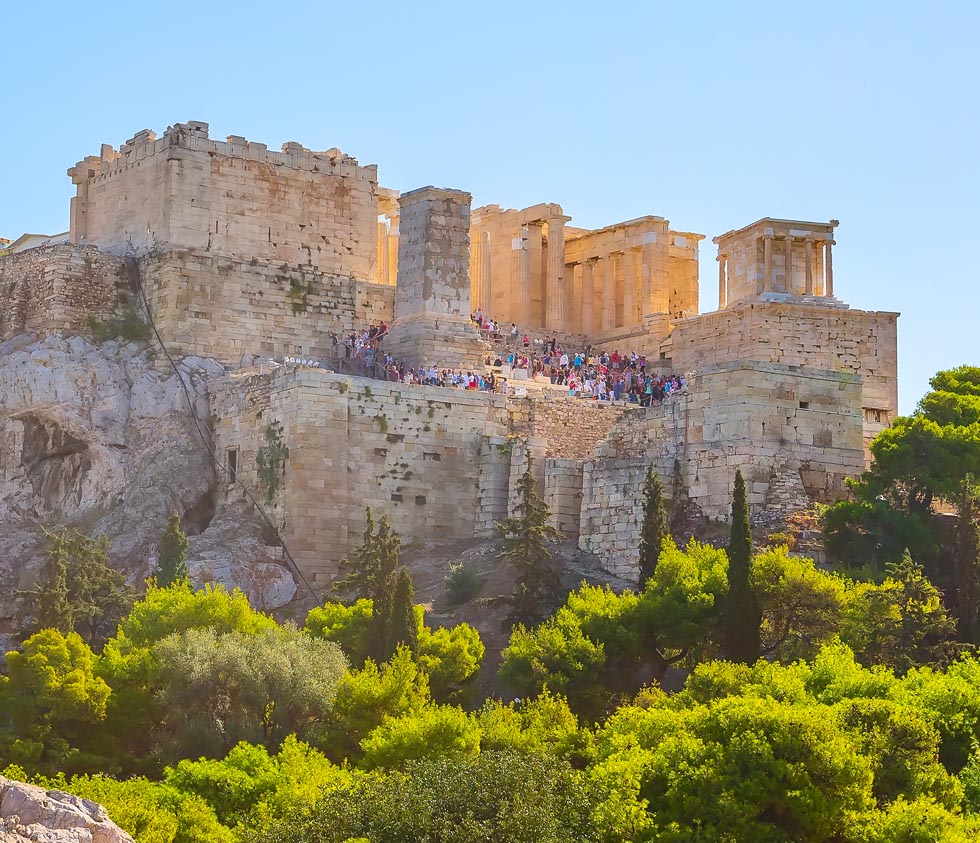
[[0, 121, 901, 583]]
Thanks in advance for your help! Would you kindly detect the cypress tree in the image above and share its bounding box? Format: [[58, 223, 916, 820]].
[[724, 469, 762, 664], [155, 510, 190, 587], [335, 507, 380, 600], [495, 453, 562, 624], [954, 476, 980, 643], [367, 514, 403, 660], [384, 567, 418, 660], [638, 467, 669, 589]]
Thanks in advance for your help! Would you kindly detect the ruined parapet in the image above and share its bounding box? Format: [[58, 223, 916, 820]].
[[68, 122, 380, 279], [0, 244, 126, 340], [385, 187, 488, 369]]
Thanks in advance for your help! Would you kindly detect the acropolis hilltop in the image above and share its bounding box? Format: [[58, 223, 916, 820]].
[[0, 120, 898, 585]]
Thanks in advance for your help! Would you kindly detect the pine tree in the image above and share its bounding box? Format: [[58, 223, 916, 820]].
[[384, 567, 418, 660], [496, 454, 562, 624], [638, 467, 669, 589], [154, 510, 189, 587], [954, 476, 980, 643], [724, 469, 762, 664]]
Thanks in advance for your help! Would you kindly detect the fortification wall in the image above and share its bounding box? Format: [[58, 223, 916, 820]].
[[69, 122, 379, 280], [211, 368, 523, 581], [669, 301, 898, 450], [141, 250, 393, 364], [579, 362, 866, 577], [0, 245, 124, 340]]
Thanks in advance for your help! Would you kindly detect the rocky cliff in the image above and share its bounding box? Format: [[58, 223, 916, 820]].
[[0, 333, 296, 648]]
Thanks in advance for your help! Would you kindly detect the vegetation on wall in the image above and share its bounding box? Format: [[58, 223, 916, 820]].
[[256, 422, 289, 503]]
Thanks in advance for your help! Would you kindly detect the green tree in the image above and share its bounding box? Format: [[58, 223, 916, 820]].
[[637, 467, 669, 589], [496, 454, 562, 624], [152, 626, 347, 761], [0, 630, 112, 775], [953, 476, 980, 643], [155, 511, 190, 588], [638, 538, 729, 682], [359, 704, 481, 770], [841, 550, 957, 673], [245, 751, 599, 843], [382, 568, 418, 661], [20, 528, 134, 649], [334, 508, 380, 600], [724, 469, 761, 664], [823, 365, 980, 578], [752, 546, 846, 662]]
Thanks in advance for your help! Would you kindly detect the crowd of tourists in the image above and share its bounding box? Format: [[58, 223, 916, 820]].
[[319, 315, 688, 405]]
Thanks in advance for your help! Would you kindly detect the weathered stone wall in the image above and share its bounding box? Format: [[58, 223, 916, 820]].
[[579, 362, 867, 578], [69, 122, 380, 280], [527, 395, 631, 459], [0, 245, 124, 340], [669, 300, 898, 450], [211, 367, 521, 581], [141, 249, 393, 364]]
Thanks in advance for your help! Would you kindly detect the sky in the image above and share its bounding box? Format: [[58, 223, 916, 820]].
[[1, 1, 977, 413]]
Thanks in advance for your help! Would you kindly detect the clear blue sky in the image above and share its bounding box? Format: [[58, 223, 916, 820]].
[[2, 1, 976, 413]]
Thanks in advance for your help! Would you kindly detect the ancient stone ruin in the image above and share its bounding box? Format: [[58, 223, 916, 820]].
[[0, 120, 899, 584]]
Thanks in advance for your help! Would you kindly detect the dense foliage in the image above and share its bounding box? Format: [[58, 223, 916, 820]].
[[3, 364, 980, 843]]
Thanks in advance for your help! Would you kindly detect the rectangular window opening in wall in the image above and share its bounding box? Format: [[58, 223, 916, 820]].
[[799, 401, 810, 409], [864, 407, 887, 424], [226, 448, 239, 484]]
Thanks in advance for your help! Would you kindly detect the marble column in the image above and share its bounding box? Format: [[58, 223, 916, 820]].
[[581, 258, 597, 335], [622, 250, 636, 328], [762, 235, 773, 295], [512, 226, 532, 328], [472, 230, 491, 313], [387, 212, 399, 289], [804, 238, 814, 295], [545, 216, 570, 331], [717, 253, 727, 309], [825, 240, 834, 297], [601, 257, 615, 331], [377, 220, 390, 286], [784, 237, 794, 292]]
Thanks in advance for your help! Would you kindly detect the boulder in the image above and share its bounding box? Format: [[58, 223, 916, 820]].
[[0, 776, 133, 843]]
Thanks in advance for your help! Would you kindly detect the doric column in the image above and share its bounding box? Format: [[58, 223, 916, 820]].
[[762, 235, 773, 295], [545, 216, 570, 331], [622, 250, 636, 327], [784, 236, 794, 292], [480, 231, 492, 314], [825, 240, 834, 297], [377, 220, 390, 285], [804, 238, 814, 295], [512, 226, 532, 328], [581, 258, 597, 335], [387, 211, 400, 290], [601, 257, 615, 331], [717, 253, 727, 309]]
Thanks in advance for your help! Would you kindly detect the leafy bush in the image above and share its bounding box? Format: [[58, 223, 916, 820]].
[[444, 561, 484, 606]]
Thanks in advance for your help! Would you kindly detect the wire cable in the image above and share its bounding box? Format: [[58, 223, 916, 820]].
[[126, 254, 322, 606]]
